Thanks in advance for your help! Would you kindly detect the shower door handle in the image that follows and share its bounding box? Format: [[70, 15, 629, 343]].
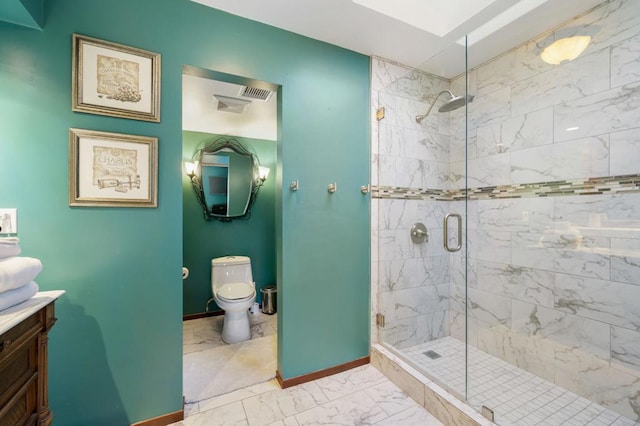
[[444, 213, 462, 252]]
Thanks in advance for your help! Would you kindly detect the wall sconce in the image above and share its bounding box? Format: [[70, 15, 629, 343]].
[[185, 161, 199, 179], [258, 166, 270, 183], [541, 35, 591, 65]]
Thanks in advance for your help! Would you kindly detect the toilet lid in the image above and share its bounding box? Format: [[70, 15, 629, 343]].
[[216, 282, 254, 300]]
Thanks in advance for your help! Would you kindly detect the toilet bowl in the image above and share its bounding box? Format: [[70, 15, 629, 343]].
[[211, 256, 256, 344]]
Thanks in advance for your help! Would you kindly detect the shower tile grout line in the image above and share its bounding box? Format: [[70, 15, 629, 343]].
[[396, 337, 640, 425]]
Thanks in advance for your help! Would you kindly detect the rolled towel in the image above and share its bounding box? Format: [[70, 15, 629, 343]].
[[0, 281, 39, 312], [0, 257, 42, 293], [0, 237, 20, 259]]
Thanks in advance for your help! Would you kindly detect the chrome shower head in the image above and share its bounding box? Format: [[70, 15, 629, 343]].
[[438, 95, 468, 112], [415, 90, 473, 123]]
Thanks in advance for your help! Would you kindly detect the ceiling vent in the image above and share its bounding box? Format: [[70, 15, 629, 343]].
[[239, 86, 273, 102], [213, 95, 251, 113]]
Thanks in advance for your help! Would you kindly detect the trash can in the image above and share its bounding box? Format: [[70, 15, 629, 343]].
[[260, 285, 277, 315]]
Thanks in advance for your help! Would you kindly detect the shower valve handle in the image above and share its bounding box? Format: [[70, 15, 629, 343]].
[[410, 223, 428, 244]]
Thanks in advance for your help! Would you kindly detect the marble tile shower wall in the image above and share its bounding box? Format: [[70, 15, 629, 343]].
[[371, 58, 452, 348], [372, 0, 640, 420], [448, 192, 640, 420], [448, 0, 640, 189], [446, 0, 640, 419]]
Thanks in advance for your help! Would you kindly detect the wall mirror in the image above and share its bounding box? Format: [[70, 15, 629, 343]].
[[187, 137, 268, 221]]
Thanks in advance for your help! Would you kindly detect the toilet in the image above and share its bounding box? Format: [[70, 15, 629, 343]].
[[211, 256, 256, 344]]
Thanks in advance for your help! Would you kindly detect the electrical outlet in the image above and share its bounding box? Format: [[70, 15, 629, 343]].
[[0, 209, 17, 234]]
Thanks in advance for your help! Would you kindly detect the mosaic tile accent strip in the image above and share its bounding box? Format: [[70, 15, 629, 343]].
[[372, 186, 449, 201], [372, 174, 640, 201]]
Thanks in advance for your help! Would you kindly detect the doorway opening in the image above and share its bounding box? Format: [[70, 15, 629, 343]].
[[181, 65, 280, 406]]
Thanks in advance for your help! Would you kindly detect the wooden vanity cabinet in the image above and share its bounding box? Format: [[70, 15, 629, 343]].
[[0, 301, 57, 426]]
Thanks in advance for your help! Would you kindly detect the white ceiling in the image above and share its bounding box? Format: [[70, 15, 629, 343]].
[[183, 75, 278, 141], [191, 0, 605, 78]]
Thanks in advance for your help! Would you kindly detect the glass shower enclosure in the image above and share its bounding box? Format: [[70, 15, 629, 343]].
[[372, 0, 640, 423]]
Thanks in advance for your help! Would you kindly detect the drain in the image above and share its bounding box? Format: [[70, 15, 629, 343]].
[[423, 350, 441, 359]]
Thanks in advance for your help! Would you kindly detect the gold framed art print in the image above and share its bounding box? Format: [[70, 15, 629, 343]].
[[68, 128, 158, 208], [72, 34, 161, 122]]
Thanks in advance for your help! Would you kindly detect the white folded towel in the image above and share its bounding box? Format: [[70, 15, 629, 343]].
[[0, 237, 21, 259], [0, 281, 39, 312], [0, 257, 42, 293]]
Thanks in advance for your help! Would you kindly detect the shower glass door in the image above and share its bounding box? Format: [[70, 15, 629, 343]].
[[373, 34, 471, 403], [375, 0, 640, 424], [464, 1, 640, 423]]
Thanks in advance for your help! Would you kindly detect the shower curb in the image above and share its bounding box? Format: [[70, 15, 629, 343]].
[[371, 344, 494, 426]]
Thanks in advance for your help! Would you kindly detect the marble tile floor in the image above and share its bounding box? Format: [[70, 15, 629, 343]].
[[401, 336, 640, 426], [183, 312, 277, 404], [183, 312, 277, 355], [171, 364, 443, 426]]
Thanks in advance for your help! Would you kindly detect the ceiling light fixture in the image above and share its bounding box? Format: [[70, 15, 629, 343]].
[[540, 36, 591, 65], [214, 95, 252, 113]]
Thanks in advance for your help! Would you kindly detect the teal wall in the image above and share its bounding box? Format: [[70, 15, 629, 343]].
[[183, 131, 276, 315], [0, 0, 43, 29], [0, 0, 370, 423]]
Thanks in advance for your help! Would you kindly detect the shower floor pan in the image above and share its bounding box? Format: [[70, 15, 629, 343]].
[[401, 337, 638, 426]]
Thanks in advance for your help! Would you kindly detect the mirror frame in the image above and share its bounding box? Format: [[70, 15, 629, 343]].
[[188, 136, 264, 222]]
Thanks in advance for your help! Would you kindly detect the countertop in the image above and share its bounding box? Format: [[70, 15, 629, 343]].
[[0, 290, 65, 335]]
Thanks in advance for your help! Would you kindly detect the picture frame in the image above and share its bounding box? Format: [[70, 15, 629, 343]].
[[72, 34, 161, 122], [69, 128, 158, 208]]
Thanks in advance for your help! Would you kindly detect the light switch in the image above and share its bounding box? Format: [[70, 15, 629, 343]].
[[0, 209, 17, 234]]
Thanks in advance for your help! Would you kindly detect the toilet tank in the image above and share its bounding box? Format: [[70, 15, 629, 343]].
[[211, 256, 253, 290]]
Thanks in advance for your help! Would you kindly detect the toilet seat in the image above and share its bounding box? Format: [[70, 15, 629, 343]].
[[215, 282, 255, 302]]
